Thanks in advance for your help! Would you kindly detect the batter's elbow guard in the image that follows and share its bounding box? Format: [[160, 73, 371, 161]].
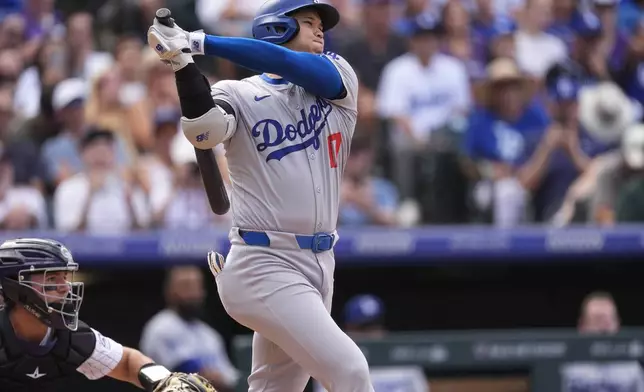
[[181, 105, 236, 149]]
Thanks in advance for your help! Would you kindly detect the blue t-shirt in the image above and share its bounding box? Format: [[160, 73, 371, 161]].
[[464, 102, 551, 168], [535, 126, 618, 221]]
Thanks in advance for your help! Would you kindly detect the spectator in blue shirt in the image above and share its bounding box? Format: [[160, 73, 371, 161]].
[[339, 136, 400, 226], [614, 18, 644, 114], [465, 57, 560, 226], [533, 63, 619, 222], [569, 10, 611, 83], [618, 0, 644, 33], [548, 0, 579, 46]]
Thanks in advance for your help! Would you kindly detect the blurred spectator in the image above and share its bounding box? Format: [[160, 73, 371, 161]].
[[618, 0, 644, 33], [0, 48, 24, 91], [129, 49, 181, 150], [140, 266, 240, 392], [547, 0, 578, 46], [588, 120, 643, 225], [314, 294, 430, 392], [614, 123, 644, 222], [471, 0, 497, 35], [338, 0, 406, 94], [514, 0, 568, 78], [589, 0, 630, 70], [113, 34, 147, 106], [40, 78, 129, 187], [578, 291, 621, 334], [64, 12, 113, 81], [14, 32, 69, 118], [560, 292, 644, 392], [21, 0, 64, 63], [141, 108, 180, 227], [441, 0, 486, 78], [533, 66, 621, 222], [483, 16, 518, 69], [85, 67, 149, 158], [0, 85, 45, 189], [96, 0, 165, 47], [195, 0, 264, 37], [0, 153, 47, 230], [570, 10, 611, 82], [377, 14, 471, 199], [343, 294, 387, 339], [614, 19, 644, 110], [0, 13, 26, 52], [153, 133, 232, 229], [53, 128, 149, 234], [339, 137, 399, 226], [465, 58, 555, 226]]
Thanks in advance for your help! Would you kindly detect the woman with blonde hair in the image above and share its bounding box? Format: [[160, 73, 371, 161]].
[[85, 67, 152, 160]]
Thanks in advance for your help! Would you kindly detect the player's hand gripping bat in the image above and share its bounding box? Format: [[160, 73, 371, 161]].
[[155, 8, 231, 215]]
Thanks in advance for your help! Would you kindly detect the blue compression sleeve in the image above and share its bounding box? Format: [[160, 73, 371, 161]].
[[204, 35, 344, 99]]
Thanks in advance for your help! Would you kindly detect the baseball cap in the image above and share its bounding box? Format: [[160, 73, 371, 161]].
[[490, 16, 517, 39], [52, 78, 87, 111], [571, 11, 603, 38], [343, 294, 385, 325], [79, 128, 115, 150], [545, 62, 583, 101], [402, 13, 443, 37]]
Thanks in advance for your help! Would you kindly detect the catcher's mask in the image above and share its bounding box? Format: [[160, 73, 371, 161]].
[[0, 238, 85, 331]]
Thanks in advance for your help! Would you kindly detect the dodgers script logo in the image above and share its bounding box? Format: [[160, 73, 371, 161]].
[[252, 97, 333, 162]]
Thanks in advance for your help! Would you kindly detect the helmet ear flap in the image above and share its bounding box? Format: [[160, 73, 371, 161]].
[[252, 14, 300, 44]]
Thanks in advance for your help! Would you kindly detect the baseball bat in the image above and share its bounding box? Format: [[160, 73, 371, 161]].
[[155, 8, 231, 215]]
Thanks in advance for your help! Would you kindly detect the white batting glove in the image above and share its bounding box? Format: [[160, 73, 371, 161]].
[[147, 19, 205, 71]]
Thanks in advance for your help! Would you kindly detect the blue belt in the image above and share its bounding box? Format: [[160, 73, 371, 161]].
[[238, 230, 335, 253]]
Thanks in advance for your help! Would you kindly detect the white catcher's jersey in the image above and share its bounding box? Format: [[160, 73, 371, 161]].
[[212, 52, 359, 234]]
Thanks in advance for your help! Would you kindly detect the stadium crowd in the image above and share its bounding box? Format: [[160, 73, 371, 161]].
[[0, 0, 644, 233]]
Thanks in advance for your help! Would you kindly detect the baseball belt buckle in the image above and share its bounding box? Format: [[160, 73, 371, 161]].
[[311, 233, 334, 254]]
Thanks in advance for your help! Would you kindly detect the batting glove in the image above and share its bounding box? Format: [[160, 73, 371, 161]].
[[147, 19, 205, 71]]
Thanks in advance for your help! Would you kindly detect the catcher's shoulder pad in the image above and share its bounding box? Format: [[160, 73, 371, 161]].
[[54, 320, 95, 366]]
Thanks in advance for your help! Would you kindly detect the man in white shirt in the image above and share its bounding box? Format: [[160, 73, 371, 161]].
[[140, 266, 239, 392], [514, 0, 568, 78], [377, 14, 471, 199], [53, 129, 150, 234]]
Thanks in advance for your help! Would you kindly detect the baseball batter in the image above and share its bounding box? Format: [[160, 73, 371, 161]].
[[147, 1, 373, 392]]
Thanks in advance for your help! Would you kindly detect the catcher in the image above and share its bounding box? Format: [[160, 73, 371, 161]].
[[0, 237, 217, 392]]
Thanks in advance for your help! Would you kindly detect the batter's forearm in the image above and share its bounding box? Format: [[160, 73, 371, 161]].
[[199, 34, 343, 98], [175, 63, 216, 119]]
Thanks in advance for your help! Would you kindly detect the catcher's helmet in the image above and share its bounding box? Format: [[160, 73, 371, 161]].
[[252, 0, 340, 45], [0, 238, 84, 331]]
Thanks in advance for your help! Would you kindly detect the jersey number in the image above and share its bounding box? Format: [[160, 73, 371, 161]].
[[327, 132, 342, 168]]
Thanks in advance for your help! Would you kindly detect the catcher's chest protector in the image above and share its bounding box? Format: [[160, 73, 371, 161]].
[[0, 309, 96, 391]]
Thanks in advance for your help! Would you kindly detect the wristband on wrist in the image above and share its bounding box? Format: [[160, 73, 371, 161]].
[[189, 31, 206, 55], [138, 363, 171, 392]]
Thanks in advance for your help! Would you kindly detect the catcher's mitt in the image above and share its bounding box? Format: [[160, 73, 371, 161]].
[[154, 372, 218, 392]]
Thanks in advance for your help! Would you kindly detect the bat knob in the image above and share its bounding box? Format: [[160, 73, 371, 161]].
[[155, 8, 174, 27], [155, 8, 171, 19]]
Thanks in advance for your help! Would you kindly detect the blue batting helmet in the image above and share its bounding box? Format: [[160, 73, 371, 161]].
[[252, 0, 340, 44]]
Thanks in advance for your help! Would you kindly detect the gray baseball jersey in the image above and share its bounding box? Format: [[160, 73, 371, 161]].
[[211, 52, 358, 234], [208, 52, 374, 392]]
